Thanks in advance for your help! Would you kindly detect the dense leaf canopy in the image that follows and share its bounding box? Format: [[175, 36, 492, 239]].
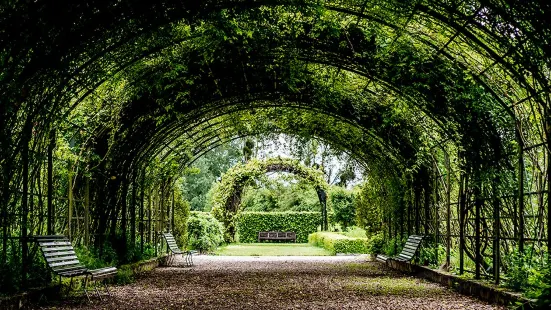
[[1, 0, 551, 292]]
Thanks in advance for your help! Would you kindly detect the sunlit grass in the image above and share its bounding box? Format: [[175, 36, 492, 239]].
[[214, 243, 332, 256]]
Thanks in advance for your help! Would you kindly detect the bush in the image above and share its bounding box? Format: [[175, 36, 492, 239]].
[[342, 226, 367, 238], [187, 211, 224, 253], [308, 232, 368, 255], [366, 231, 385, 254], [237, 211, 321, 243], [173, 197, 191, 248], [329, 187, 356, 229]]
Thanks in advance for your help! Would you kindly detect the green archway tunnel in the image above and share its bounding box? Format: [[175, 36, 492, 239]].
[[0, 0, 550, 291]]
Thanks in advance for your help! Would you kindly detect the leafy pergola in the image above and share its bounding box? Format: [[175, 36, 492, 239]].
[[210, 157, 329, 241], [0, 0, 550, 289]]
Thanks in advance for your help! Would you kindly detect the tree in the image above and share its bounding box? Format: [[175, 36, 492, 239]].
[[330, 187, 356, 229]]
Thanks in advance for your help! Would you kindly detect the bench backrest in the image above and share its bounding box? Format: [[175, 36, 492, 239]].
[[396, 235, 424, 261], [161, 233, 180, 253], [34, 235, 87, 276]]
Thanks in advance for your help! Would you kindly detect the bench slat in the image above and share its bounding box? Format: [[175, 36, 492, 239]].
[[50, 259, 82, 268], [45, 255, 79, 263]]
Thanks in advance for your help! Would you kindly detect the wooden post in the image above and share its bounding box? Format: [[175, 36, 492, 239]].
[[84, 178, 90, 246], [47, 132, 55, 235]]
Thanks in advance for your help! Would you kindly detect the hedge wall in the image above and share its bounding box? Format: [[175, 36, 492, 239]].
[[308, 232, 369, 255], [236, 212, 321, 243]]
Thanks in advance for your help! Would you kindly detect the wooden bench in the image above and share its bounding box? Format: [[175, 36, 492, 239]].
[[376, 235, 424, 263], [257, 231, 296, 242], [160, 232, 197, 267], [33, 235, 118, 301]]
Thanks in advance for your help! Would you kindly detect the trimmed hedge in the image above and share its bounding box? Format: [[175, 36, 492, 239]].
[[308, 232, 368, 255], [236, 211, 321, 243]]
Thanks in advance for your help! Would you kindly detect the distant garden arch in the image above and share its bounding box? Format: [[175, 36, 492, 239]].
[[211, 158, 329, 242]]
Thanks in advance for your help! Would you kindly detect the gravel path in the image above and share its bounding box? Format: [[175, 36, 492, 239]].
[[35, 255, 505, 310]]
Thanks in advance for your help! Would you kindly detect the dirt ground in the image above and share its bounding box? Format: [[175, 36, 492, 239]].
[[33, 255, 506, 310]]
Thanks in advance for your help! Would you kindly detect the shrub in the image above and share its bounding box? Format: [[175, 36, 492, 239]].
[[236, 211, 321, 243], [173, 198, 191, 248], [308, 232, 368, 255], [342, 226, 367, 238], [504, 247, 549, 300], [366, 231, 385, 254], [329, 187, 356, 229], [187, 211, 224, 253]]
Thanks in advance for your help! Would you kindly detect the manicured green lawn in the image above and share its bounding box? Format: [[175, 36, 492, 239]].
[[214, 243, 332, 256]]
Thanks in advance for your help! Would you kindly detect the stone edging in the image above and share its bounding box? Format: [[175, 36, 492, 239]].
[[385, 259, 536, 309]]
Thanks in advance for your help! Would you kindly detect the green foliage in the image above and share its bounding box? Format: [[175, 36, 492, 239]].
[[187, 212, 225, 253], [504, 247, 549, 301], [418, 244, 444, 267], [211, 157, 328, 241], [365, 231, 385, 255], [308, 232, 368, 255], [329, 187, 356, 229], [181, 141, 242, 211], [241, 178, 320, 212], [115, 265, 135, 285], [173, 191, 191, 248], [341, 226, 367, 238], [236, 211, 321, 243]]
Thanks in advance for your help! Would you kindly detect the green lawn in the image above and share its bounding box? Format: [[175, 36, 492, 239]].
[[214, 243, 332, 256]]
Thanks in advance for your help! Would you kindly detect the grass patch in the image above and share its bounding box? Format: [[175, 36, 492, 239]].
[[342, 276, 445, 297], [214, 243, 332, 256]]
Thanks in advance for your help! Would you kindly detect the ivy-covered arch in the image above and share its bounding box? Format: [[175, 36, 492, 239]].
[[210, 157, 329, 242], [1, 0, 551, 292]]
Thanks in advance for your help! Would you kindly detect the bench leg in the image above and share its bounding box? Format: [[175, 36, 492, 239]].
[[83, 275, 91, 302], [94, 282, 103, 301], [103, 280, 112, 298]]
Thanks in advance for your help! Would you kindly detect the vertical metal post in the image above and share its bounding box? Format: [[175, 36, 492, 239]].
[[459, 171, 465, 275], [433, 164, 439, 264], [407, 182, 412, 236], [493, 179, 501, 284], [475, 185, 481, 279], [47, 132, 55, 235], [21, 124, 30, 288], [546, 105, 551, 255], [445, 150, 451, 268], [517, 125, 525, 253], [148, 187, 152, 244], [131, 175, 136, 247], [84, 178, 90, 246], [424, 178, 430, 236], [171, 189, 175, 233], [140, 173, 145, 252], [415, 185, 421, 235], [68, 168, 73, 241]]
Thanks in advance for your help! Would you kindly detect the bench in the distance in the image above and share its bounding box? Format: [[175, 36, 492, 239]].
[[160, 232, 197, 267], [376, 235, 424, 263], [258, 231, 296, 242], [33, 235, 118, 301]]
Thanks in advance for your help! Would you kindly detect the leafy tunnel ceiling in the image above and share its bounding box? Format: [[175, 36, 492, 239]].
[[1, 0, 550, 182]]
